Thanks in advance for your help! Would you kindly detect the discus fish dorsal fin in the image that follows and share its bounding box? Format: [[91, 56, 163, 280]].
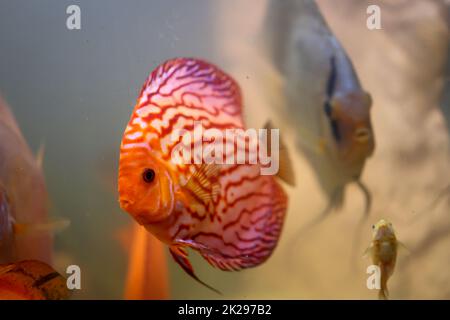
[[184, 163, 221, 206], [169, 246, 221, 294], [263, 121, 296, 186], [13, 219, 70, 236]]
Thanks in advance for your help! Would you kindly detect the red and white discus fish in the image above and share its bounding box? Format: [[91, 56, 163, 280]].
[[118, 58, 292, 291]]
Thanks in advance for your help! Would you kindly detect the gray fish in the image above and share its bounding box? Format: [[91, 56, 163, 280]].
[[262, 0, 375, 225]]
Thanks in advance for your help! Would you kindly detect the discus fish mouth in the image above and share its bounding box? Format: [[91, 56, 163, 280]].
[[119, 197, 132, 211], [119, 194, 168, 225], [119, 197, 150, 225], [354, 127, 371, 143]]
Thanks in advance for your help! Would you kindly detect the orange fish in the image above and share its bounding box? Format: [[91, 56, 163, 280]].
[[123, 224, 170, 299], [118, 58, 292, 290], [0, 260, 70, 300]]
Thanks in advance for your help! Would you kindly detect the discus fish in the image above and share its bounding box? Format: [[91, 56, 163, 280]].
[[263, 0, 374, 224], [0, 96, 69, 264], [365, 219, 404, 300], [0, 260, 69, 300], [118, 58, 292, 291]]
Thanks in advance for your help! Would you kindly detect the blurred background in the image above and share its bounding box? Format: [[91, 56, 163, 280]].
[[0, 0, 449, 299]]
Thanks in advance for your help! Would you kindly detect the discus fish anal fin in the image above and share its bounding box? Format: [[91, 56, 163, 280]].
[[169, 246, 221, 294], [184, 163, 221, 206], [175, 239, 256, 272], [263, 121, 296, 186]]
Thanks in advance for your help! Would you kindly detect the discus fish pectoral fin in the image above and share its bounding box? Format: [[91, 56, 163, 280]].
[[169, 245, 221, 295], [263, 120, 296, 186], [184, 163, 221, 206]]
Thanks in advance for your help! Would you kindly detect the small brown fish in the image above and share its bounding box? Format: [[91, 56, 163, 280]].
[[365, 219, 405, 300], [0, 260, 69, 300]]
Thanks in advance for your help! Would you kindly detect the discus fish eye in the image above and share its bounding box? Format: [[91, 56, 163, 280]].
[[142, 168, 156, 183], [354, 127, 371, 143], [372, 225, 375, 229]]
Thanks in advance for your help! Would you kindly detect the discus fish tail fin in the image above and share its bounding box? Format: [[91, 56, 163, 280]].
[[169, 246, 221, 295]]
